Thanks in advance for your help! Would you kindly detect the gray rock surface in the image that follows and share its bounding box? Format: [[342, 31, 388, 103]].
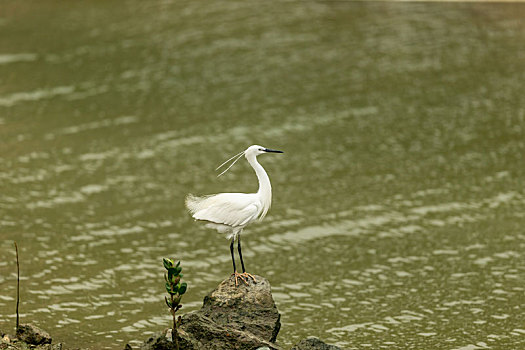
[[141, 275, 281, 350], [198, 275, 281, 342], [291, 337, 342, 350]]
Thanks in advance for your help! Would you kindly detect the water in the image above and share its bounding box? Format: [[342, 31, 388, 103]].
[[1, 1, 525, 349]]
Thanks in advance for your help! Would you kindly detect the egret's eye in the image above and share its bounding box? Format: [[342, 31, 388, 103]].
[[259, 148, 264, 151]]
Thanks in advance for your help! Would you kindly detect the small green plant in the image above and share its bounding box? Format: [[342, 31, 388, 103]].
[[163, 258, 187, 350]]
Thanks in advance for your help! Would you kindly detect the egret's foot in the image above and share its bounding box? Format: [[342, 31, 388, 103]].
[[241, 272, 257, 283], [231, 271, 249, 287]]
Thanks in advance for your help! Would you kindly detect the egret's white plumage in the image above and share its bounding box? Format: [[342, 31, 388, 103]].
[[185, 144, 283, 286], [185, 145, 281, 239], [186, 193, 259, 227]]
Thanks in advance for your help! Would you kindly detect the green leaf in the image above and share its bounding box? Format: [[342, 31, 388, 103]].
[[165, 296, 172, 308], [176, 261, 181, 268], [165, 282, 172, 294], [163, 258, 172, 270], [179, 282, 187, 295], [164, 273, 168, 282]]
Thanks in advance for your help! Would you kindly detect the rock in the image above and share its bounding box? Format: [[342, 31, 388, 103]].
[[198, 275, 281, 342], [179, 312, 278, 349], [291, 337, 342, 350], [141, 275, 281, 350], [16, 324, 52, 346], [0, 342, 16, 350], [140, 331, 175, 350]]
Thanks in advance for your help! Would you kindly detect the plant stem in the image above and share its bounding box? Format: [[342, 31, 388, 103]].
[[170, 294, 179, 350], [15, 242, 20, 333], [173, 314, 179, 350]]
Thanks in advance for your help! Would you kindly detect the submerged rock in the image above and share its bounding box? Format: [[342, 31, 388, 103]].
[[0, 324, 61, 350], [16, 324, 52, 346], [141, 275, 281, 350], [291, 337, 342, 350]]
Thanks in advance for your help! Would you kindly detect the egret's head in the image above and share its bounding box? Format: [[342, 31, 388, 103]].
[[245, 145, 284, 158], [216, 145, 283, 177]]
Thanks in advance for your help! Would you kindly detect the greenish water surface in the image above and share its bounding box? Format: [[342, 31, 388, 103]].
[[1, 1, 524, 349]]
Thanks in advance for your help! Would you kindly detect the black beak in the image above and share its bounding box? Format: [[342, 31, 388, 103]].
[[264, 148, 284, 153]]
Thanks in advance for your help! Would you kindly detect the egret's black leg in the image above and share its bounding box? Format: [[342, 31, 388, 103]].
[[238, 235, 246, 273], [230, 237, 247, 286], [230, 238, 236, 273], [238, 235, 257, 283]]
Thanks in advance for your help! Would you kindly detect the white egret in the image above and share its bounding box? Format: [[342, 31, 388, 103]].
[[185, 145, 283, 286]]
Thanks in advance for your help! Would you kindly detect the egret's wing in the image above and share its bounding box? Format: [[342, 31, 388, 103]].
[[185, 193, 260, 227]]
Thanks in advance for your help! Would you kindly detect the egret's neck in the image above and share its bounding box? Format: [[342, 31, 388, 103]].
[[247, 155, 272, 199]]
